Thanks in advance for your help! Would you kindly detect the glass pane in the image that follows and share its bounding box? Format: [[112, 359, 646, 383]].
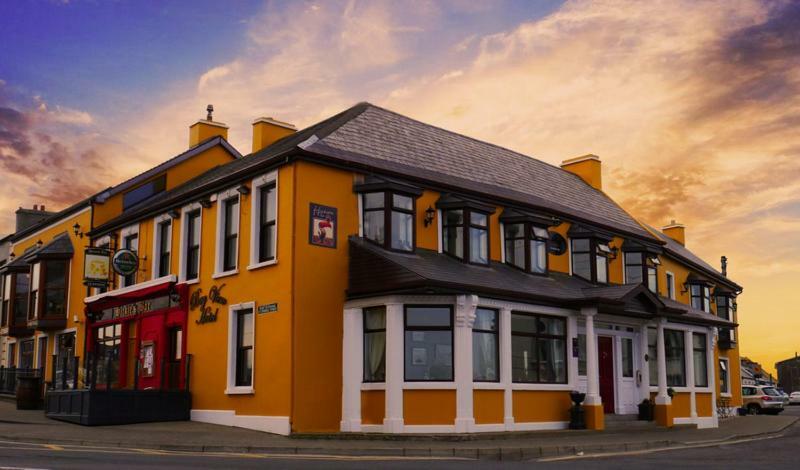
[[537, 337, 566, 383], [597, 243, 611, 254], [622, 338, 633, 377], [512, 335, 537, 383], [469, 227, 488, 264], [474, 308, 497, 331], [511, 313, 537, 334], [505, 239, 525, 269], [404, 330, 452, 381], [443, 226, 463, 259], [626, 265, 643, 284], [472, 331, 498, 381], [391, 211, 413, 251], [239, 310, 254, 348], [647, 267, 657, 293], [648, 328, 658, 386], [31, 263, 40, 289], [665, 329, 686, 387], [444, 210, 463, 226], [45, 261, 67, 289], [261, 185, 276, 222], [405, 307, 451, 327], [578, 334, 587, 376], [364, 331, 386, 382], [694, 350, 708, 387], [225, 198, 240, 236], [690, 284, 701, 296], [364, 306, 386, 330], [363, 211, 385, 244], [596, 256, 608, 283], [572, 239, 590, 252], [532, 226, 549, 239], [505, 223, 523, 239], [531, 240, 547, 273], [364, 192, 384, 209], [572, 253, 591, 280], [541, 316, 565, 335], [392, 194, 413, 210], [470, 212, 487, 227]]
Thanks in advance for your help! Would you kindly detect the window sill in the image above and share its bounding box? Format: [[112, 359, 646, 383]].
[[225, 386, 254, 395], [473, 382, 504, 390], [361, 382, 386, 391], [247, 259, 277, 271], [720, 392, 732, 398], [403, 382, 456, 390], [511, 383, 573, 391], [178, 279, 200, 286], [212, 269, 239, 279]]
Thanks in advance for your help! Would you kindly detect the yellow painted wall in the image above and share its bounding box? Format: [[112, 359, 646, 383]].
[[512, 390, 571, 422], [548, 221, 571, 274], [672, 392, 691, 418], [403, 390, 457, 425], [473, 390, 504, 424], [696, 392, 713, 417], [415, 190, 439, 251], [361, 390, 385, 425]]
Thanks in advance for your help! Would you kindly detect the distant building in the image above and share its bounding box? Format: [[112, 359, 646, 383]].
[[741, 357, 775, 387], [776, 355, 800, 393]]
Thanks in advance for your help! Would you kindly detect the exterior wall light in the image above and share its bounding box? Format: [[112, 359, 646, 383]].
[[73, 222, 84, 238], [423, 206, 436, 227], [168, 209, 181, 219], [36, 239, 43, 249], [199, 198, 213, 209], [237, 184, 251, 196]]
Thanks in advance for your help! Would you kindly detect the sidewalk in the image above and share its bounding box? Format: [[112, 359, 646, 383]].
[[0, 400, 796, 461]]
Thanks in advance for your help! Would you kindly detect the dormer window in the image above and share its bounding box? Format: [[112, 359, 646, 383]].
[[571, 239, 610, 284], [442, 209, 489, 265], [504, 223, 549, 274], [624, 252, 660, 293], [362, 192, 415, 252], [689, 283, 711, 312]]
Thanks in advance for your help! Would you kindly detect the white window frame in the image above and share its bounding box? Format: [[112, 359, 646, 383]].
[[214, 187, 241, 278], [666, 271, 676, 300], [719, 357, 731, 397], [226, 301, 256, 395], [119, 224, 140, 288], [30, 262, 41, 318], [178, 203, 203, 284], [151, 214, 173, 280], [248, 171, 278, 270]]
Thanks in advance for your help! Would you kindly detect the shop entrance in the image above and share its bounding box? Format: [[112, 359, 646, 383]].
[[94, 323, 123, 388]]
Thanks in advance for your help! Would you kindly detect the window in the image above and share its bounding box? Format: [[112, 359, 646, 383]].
[[578, 333, 587, 376], [42, 260, 68, 317], [622, 337, 633, 378], [571, 239, 610, 283], [624, 252, 659, 293], [0, 275, 8, 327], [719, 358, 730, 395], [234, 308, 254, 387], [184, 210, 201, 281], [363, 306, 386, 382], [666, 272, 675, 299], [37, 336, 48, 369], [220, 195, 240, 272], [122, 231, 139, 287], [95, 324, 122, 387], [504, 223, 548, 274], [363, 192, 415, 253], [123, 174, 166, 210], [55, 332, 75, 389], [624, 252, 643, 285], [404, 306, 453, 381], [473, 308, 499, 382], [19, 339, 34, 369], [648, 327, 657, 386], [14, 272, 29, 324], [716, 294, 735, 343], [690, 284, 711, 312], [7, 343, 15, 367], [665, 329, 686, 387], [29, 263, 40, 320], [511, 313, 567, 384], [156, 219, 172, 278], [693, 332, 708, 387], [257, 182, 277, 263], [443, 209, 489, 264]]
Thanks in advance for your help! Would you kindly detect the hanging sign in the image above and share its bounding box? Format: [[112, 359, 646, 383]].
[[190, 284, 227, 324], [112, 249, 139, 276], [309, 203, 337, 248], [84, 247, 111, 287]]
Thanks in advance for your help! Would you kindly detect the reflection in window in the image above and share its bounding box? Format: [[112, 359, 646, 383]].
[[648, 328, 658, 386], [665, 329, 686, 387], [473, 308, 498, 382], [693, 333, 708, 387], [363, 306, 386, 382], [511, 313, 566, 384], [504, 223, 548, 274], [622, 337, 633, 378], [404, 306, 453, 381], [235, 308, 254, 387], [362, 192, 415, 252]]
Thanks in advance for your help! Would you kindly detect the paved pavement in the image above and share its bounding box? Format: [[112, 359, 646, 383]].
[[0, 399, 798, 466]]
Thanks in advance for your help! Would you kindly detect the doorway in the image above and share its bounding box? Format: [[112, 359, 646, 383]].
[[598, 336, 615, 414]]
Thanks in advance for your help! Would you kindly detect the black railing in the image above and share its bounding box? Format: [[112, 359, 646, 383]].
[[0, 366, 44, 394], [50, 355, 80, 390], [83, 351, 192, 392]]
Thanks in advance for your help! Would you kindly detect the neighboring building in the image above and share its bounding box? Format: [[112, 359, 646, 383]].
[[776, 355, 800, 393], [740, 357, 774, 387], [0, 103, 743, 434]]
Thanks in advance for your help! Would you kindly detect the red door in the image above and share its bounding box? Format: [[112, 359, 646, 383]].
[[598, 336, 615, 414]]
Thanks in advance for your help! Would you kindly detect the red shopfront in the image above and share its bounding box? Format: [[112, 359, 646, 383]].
[[84, 280, 188, 390]]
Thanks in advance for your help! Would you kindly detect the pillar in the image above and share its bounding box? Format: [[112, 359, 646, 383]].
[[685, 330, 697, 419], [383, 303, 404, 432], [454, 295, 478, 432], [639, 324, 651, 403], [582, 306, 604, 430], [501, 307, 513, 430], [654, 318, 673, 427], [340, 307, 363, 431]]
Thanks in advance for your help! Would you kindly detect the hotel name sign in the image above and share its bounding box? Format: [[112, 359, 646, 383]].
[[190, 284, 228, 324]]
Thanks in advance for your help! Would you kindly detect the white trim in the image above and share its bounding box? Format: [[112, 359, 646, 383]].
[[151, 214, 173, 279], [666, 271, 676, 300], [403, 425, 456, 434], [214, 187, 241, 277], [118, 224, 140, 288], [190, 119, 229, 130], [436, 209, 443, 253], [11, 206, 91, 247], [341, 307, 364, 432], [190, 410, 290, 435], [360, 382, 386, 391], [249, 171, 278, 269], [499, 222, 505, 263], [212, 269, 239, 279], [252, 116, 297, 130], [227, 301, 256, 394], [403, 382, 457, 390], [85, 275, 176, 304], [357, 194, 364, 238], [178, 203, 202, 283]]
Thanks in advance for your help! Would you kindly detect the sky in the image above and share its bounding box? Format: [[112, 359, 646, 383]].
[[1, 0, 798, 375]]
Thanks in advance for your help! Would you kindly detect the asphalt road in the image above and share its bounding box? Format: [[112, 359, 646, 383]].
[[2, 406, 799, 469]]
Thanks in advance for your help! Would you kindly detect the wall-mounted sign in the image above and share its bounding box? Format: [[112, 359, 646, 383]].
[[190, 284, 227, 324], [112, 249, 139, 276], [140, 341, 155, 378], [84, 247, 111, 287], [97, 295, 175, 322], [258, 303, 278, 314], [309, 203, 337, 248]]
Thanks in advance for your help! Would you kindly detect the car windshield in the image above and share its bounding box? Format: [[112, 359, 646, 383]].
[[763, 387, 781, 397]]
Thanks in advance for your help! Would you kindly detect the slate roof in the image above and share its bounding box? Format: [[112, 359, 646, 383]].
[[22, 232, 74, 261]]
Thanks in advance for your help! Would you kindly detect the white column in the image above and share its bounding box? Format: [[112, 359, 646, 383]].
[[340, 307, 363, 432], [582, 306, 601, 406], [454, 295, 478, 432], [383, 303, 404, 432], [500, 307, 514, 429], [655, 319, 671, 405], [685, 330, 697, 418], [639, 324, 651, 402], [709, 327, 719, 426]]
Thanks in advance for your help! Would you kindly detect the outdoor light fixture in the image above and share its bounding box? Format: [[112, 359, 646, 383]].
[[36, 239, 43, 249], [199, 198, 212, 209], [237, 183, 251, 196], [168, 209, 181, 219], [72, 222, 84, 238], [423, 206, 436, 227]]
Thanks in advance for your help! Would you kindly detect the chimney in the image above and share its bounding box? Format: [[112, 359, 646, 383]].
[[15, 205, 54, 232], [662, 220, 686, 245], [189, 104, 229, 147], [721, 256, 728, 277], [251, 117, 296, 153], [560, 154, 602, 190]]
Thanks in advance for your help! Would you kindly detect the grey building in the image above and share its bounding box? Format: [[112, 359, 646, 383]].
[[776, 355, 800, 393]]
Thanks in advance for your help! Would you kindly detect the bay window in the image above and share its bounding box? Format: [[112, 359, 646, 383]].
[[504, 223, 549, 274], [511, 312, 566, 384], [693, 332, 708, 387], [716, 293, 736, 347], [29, 263, 40, 320], [719, 358, 730, 395], [363, 306, 386, 382], [473, 308, 499, 382], [665, 329, 686, 387], [689, 283, 711, 312], [14, 272, 30, 325], [1, 275, 8, 327], [362, 191, 416, 253], [404, 306, 453, 381], [571, 238, 611, 284], [624, 252, 660, 293], [443, 209, 489, 264]]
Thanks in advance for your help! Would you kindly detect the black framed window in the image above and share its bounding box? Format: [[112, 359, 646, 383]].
[[157, 220, 171, 278], [624, 252, 659, 293], [0, 274, 8, 327], [122, 232, 138, 287], [363, 306, 386, 382], [42, 260, 68, 317], [666, 272, 675, 299], [571, 238, 610, 283], [362, 192, 415, 252], [622, 337, 634, 378], [693, 332, 708, 387], [185, 210, 201, 280], [719, 359, 730, 394], [648, 327, 658, 386], [29, 263, 39, 320], [443, 208, 489, 264], [258, 182, 277, 263], [689, 284, 711, 312], [665, 329, 686, 387], [511, 312, 567, 384], [235, 308, 254, 387], [222, 196, 240, 272], [19, 339, 34, 369], [473, 308, 499, 382], [504, 223, 548, 274], [404, 306, 453, 381], [14, 272, 29, 324]]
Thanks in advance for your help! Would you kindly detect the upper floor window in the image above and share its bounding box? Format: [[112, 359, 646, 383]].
[[624, 252, 660, 293], [689, 283, 711, 312], [154, 218, 172, 278], [215, 191, 240, 275], [29, 263, 40, 320], [571, 238, 611, 283], [42, 260, 68, 317], [251, 173, 278, 267], [121, 230, 139, 287], [123, 174, 166, 211], [184, 209, 201, 281], [14, 272, 30, 323], [504, 223, 548, 274], [0, 275, 8, 327], [666, 272, 675, 299], [363, 192, 415, 253], [442, 209, 489, 264]]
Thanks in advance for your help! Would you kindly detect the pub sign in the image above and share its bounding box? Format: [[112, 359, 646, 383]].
[[309, 203, 337, 248], [84, 247, 111, 288]]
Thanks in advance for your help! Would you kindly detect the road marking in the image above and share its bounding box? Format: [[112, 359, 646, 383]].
[[538, 433, 785, 462], [43, 444, 63, 451]]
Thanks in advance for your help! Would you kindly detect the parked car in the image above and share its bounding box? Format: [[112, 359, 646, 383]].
[[776, 388, 790, 406], [789, 392, 800, 405], [742, 385, 785, 415]]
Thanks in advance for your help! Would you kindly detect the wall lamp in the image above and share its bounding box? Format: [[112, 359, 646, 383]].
[[198, 198, 213, 209], [72, 222, 84, 239], [36, 239, 43, 249], [423, 206, 436, 227], [236, 183, 251, 196], [168, 209, 181, 219]]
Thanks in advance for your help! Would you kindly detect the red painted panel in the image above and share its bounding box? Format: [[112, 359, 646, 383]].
[[598, 336, 615, 414]]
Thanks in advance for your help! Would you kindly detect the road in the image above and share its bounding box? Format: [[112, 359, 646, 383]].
[[2, 407, 799, 469]]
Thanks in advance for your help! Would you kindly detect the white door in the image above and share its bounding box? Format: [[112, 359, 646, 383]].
[[615, 335, 639, 414]]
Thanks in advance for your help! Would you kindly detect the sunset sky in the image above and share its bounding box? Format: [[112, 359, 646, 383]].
[[1, 0, 798, 374]]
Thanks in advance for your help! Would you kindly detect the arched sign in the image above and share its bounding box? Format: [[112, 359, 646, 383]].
[[112, 249, 139, 276]]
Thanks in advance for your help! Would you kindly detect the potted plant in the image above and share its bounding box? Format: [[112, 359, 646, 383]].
[[667, 387, 675, 399]]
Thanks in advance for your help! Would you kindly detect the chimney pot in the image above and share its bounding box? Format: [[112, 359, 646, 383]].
[[189, 105, 228, 147], [560, 154, 602, 190], [33, 204, 38, 211]]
